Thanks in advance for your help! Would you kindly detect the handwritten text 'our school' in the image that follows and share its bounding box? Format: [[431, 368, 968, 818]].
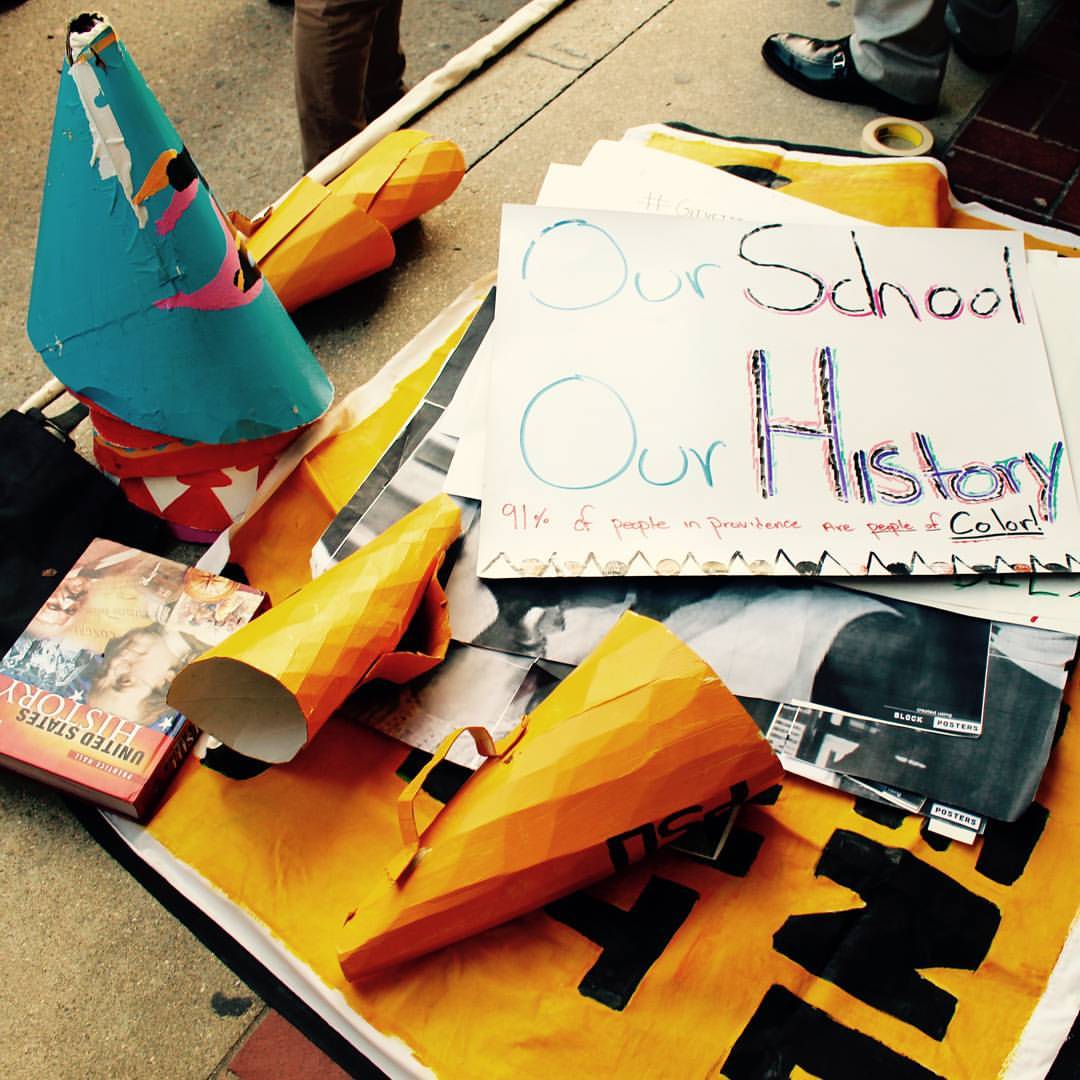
[[517, 220, 1064, 533]]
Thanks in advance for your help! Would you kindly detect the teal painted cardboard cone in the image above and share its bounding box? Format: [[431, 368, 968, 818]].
[[27, 14, 333, 445]]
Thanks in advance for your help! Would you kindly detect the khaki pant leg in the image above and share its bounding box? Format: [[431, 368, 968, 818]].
[[364, 0, 406, 117], [294, 0, 384, 171]]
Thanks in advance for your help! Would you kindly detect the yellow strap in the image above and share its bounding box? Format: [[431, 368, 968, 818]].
[[388, 726, 499, 882]]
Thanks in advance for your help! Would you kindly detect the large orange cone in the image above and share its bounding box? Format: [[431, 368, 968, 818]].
[[167, 494, 461, 761], [27, 14, 333, 445], [337, 610, 782, 980]]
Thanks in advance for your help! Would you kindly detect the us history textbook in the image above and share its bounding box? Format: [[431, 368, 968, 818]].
[[0, 539, 263, 819]]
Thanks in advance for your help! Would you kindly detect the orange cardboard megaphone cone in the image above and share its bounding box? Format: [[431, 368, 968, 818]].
[[242, 131, 465, 312], [167, 494, 461, 761], [359, 130, 466, 234], [245, 186, 395, 313], [337, 610, 782, 980]]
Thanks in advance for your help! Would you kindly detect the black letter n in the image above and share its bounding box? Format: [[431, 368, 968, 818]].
[[773, 830, 1000, 1040], [724, 985, 944, 1080], [546, 876, 698, 1011]]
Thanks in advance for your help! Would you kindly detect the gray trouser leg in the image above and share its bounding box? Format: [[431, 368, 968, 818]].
[[850, 0, 949, 109], [850, 0, 1017, 108]]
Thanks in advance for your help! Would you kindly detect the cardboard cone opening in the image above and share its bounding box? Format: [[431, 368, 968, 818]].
[[169, 657, 307, 763]]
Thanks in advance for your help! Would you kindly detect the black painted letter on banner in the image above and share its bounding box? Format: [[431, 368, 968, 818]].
[[975, 802, 1049, 886], [546, 875, 698, 1011], [723, 984, 945, 1079], [772, 830, 1000, 1040]]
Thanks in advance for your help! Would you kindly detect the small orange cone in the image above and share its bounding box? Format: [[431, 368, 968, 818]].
[[167, 494, 461, 761], [241, 131, 465, 311], [337, 610, 782, 980]]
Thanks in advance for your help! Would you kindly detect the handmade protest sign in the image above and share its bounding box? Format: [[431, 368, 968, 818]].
[[478, 206, 1080, 577]]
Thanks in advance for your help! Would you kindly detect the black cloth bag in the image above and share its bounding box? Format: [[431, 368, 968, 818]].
[[0, 406, 169, 656]]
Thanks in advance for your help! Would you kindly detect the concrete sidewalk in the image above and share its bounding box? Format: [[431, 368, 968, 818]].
[[0, 0, 1068, 1077]]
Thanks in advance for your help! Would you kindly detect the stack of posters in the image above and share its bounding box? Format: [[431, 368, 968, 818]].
[[315, 134, 1080, 843]]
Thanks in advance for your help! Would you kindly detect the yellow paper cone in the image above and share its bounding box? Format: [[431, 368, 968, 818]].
[[358, 133, 466, 234], [337, 610, 782, 980], [167, 494, 461, 762], [258, 208, 395, 313], [244, 131, 464, 311]]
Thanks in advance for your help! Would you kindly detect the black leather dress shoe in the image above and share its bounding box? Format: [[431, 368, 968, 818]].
[[761, 33, 937, 120]]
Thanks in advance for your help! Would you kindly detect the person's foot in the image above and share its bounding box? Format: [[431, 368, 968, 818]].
[[761, 33, 937, 120]]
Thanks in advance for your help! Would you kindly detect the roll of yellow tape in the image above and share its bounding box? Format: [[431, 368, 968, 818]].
[[861, 116, 935, 157]]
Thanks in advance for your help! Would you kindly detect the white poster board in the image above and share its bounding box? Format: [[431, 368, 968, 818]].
[[478, 205, 1080, 578], [539, 139, 855, 226]]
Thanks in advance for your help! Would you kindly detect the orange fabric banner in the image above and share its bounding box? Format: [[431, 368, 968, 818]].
[[143, 131, 1080, 1078]]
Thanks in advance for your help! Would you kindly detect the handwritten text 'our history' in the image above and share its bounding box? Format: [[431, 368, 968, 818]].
[[514, 218, 1065, 544]]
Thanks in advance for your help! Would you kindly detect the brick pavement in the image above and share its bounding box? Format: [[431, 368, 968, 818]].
[[221, 1010, 354, 1080], [946, 5, 1080, 230]]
